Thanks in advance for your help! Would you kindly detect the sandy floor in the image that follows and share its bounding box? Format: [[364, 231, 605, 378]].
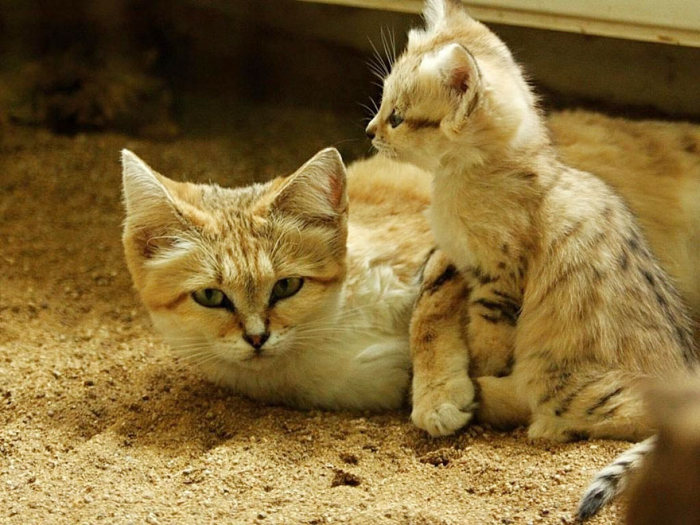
[[0, 106, 643, 524]]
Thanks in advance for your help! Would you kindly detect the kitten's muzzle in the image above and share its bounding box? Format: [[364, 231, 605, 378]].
[[243, 332, 270, 352], [365, 124, 376, 140]]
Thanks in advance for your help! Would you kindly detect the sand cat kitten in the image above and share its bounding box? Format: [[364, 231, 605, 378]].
[[121, 148, 435, 411], [367, 0, 697, 443]]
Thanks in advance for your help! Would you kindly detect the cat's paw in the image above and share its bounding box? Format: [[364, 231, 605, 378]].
[[527, 414, 573, 443], [411, 376, 476, 437]]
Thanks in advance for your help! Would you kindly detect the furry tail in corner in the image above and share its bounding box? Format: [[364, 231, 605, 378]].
[[577, 436, 656, 520]]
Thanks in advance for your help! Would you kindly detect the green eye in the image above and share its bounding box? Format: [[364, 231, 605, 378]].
[[270, 277, 304, 304], [192, 288, 228, 308], [389, 109, 404, 128]]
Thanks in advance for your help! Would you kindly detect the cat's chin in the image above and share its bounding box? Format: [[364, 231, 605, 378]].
[[234, 353, 279, 370], [379, 146, 438, 174]]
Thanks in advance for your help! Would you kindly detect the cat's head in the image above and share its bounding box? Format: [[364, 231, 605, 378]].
[[367, 0, 543, 171], [121, 148, 348, 370]]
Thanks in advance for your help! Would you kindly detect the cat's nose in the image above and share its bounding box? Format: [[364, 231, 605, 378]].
[[365, 124, 376, 140], [243, 332, 270, 351]]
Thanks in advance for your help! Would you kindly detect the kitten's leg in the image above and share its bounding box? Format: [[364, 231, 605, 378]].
[[410, 250, 476, 437], [523, 365, 652, 442], [465, 276, 518, 377], [474, 375, 530, 428]]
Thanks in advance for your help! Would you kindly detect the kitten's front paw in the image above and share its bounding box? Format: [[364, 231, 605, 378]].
[[411, 376, 476, 437]]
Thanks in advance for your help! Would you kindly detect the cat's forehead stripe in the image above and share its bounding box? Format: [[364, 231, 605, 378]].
[[152, 292, 188, 311]]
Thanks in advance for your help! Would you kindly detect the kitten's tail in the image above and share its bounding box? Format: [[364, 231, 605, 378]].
[[577, 436, 656, 520]]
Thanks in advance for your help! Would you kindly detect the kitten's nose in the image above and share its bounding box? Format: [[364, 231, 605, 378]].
[[243, 332, 269, 351], [365, 124, 376, 140]]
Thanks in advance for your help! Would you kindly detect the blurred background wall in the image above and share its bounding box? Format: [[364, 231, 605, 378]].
[[1, 0, 699, 140]]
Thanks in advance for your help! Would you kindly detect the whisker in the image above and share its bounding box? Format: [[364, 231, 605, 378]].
[[367, 37, 389, 77], [366, 59, 387, 82], [357, 101, 375, 116], [330, 138, 362, 147], [380, 27, 394, 70]]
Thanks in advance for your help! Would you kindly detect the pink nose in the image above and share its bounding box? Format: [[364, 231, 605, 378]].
[[243, 332, 269, 351]]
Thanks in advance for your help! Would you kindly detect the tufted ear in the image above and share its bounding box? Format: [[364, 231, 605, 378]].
[[121, 149, 201, 261], [422, 0, 471, 32], [271, 148, 347, 226], [122, 149, 178, 224]]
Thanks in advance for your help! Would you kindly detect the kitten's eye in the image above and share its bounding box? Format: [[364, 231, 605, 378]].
[[192, 288, 228, 308], [388, 110, 404, 128], [270, 277, 304, 303]]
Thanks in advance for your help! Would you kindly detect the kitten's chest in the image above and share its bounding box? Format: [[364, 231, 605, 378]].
[[430, 184, 485, 269], [430, 175, 532, 276], [432, 213, 477, 268]]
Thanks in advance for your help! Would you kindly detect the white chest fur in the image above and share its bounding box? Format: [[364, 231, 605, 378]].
[[430, 176, 479, 270]]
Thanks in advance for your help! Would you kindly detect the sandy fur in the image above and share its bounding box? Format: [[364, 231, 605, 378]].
[[550, 110, 700, 320], [370, 0, 697, 444], [123, 149, 435, 412], [124, 137, 697, 421]]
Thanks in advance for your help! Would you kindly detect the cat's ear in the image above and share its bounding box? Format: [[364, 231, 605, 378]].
[[271, 147, 348, 225], [423, 42, 480, 94], [422, 43, 481, 132], [122, 149, 177, 220], [121, 149, 201, 260]]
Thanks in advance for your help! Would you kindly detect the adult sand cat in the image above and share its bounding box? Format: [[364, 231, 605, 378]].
[[121, 147, 435, 411], [367, 0, 697, 443]]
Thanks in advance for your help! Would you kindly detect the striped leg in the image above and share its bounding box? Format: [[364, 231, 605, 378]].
[[410, 249, 476, 437], [525, 368, 652, 442]]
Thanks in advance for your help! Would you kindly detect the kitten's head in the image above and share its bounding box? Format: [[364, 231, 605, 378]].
[[121, 148, 348, 371], [367, 0, 543, 171]]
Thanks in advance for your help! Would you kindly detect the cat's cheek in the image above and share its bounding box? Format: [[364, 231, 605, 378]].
[[147, 302, 224, 342], [264, 329, 288, 351], [268, 305, 304, 330], [389, 133, 444, 173], [149, 310, 211, 347], [149, 311, 178, 337]]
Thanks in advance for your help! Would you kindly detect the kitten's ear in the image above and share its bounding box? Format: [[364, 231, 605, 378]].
[[121, 149, 198, 260], [423, 43, 481, 132], [271, 148, 348, 225], [427, 42, 480, 93]]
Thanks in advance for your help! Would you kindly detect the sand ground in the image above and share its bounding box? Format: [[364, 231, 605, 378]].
[[0, 105, 661, 524]]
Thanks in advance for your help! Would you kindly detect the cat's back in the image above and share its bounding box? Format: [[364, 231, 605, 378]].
[[346, 155, 431, 213], [345, 156, 434, 283]]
